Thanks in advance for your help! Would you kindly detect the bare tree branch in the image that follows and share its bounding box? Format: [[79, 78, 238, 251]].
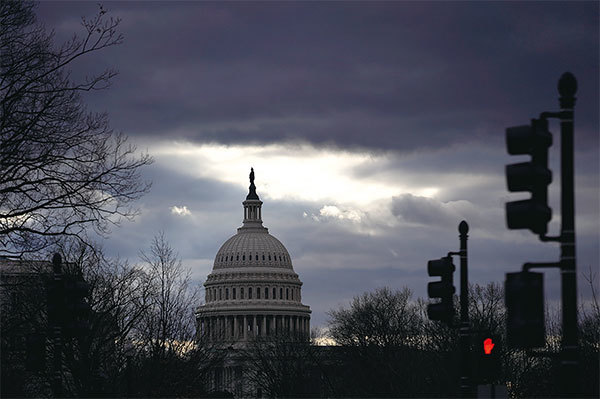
[[0, 1, 151, 258]]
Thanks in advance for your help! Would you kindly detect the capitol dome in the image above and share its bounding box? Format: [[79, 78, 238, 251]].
[[196, 169, 311, 342], [213, 229, 293, 270]]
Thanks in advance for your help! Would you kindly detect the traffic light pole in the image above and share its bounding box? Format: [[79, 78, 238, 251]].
[[427, 221, 471, 396], [558, 72, 578, 397], [458, 221, 471, 397], [505, 73, 579, 396]]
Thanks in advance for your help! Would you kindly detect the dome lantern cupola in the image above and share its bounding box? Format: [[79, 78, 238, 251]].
[[241, 167, 264, 230]]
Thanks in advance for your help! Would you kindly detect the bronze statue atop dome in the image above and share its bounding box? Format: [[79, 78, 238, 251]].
[[246, 167, 259, 200]]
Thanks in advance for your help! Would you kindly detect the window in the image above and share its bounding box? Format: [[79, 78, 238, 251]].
[[249, 287, 253, 299], [265, 287, 268, 299], [279, 255, 282, 261], [273, 287, 276, 299], [225, 256, 228, 261], [219, 288, 222, 300], [286, 288, 289, 300], [268, 254, 271, 261], [236, 254, 239, 261], [291, 289, 294, 300], [243, 254, 245, 261], [226, 288, 229, 300], [241, 288, 244, 299], [257, 288, 261, 299], [262, 254, 265, 261], [280, 288, 283, 299], [233, 288, 236, 299]]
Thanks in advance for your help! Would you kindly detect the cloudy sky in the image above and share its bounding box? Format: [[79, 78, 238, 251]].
[[36, 1, 598, 327]]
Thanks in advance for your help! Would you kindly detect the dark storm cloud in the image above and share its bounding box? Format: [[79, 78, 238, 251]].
[[37, 1, 599, 152], [32, 2, 599, 327]]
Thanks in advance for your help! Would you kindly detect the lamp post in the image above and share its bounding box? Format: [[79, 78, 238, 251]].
[[458, 221, 470, 397], [557, 72, 578, 397]]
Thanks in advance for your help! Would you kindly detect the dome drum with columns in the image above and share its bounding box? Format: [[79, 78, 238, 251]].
[[196, 169, 311, 342]]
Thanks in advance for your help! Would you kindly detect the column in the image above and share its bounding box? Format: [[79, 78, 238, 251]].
[[304, 317, 308, 337], [293, 316, 298, 336], [253, 315, 257, 337], [243, 315, 247, 340], [233, 316, 238, 340], [262, 315, 266, 336], [221, 316, 225, 340]]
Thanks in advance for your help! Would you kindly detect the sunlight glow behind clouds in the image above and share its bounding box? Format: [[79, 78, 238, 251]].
[[150, 141, 439, 205], [170, 205, 192, 216]]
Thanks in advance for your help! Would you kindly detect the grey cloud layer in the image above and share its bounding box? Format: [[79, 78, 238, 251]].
[[38, 2, 599, 152]]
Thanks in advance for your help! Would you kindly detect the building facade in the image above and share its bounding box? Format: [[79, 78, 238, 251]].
[[195, 169, 311, 343]]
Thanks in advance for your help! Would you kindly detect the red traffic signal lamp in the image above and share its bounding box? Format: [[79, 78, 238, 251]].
[[476, 334, 501, 384], [427, 256, 455, 324], [483, 337, 495, 355], [505, 118, 553, 236]]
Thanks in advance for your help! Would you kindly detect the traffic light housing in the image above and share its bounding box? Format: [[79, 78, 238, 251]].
[[63, 274, 91, 338], [46, 276, 65, 327], [476, 334, 501, 384], [505, 118, 553, 235], [427, 256, 455, 324], [505, 271, 545, 348]]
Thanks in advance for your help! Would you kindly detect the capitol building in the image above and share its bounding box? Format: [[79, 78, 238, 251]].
[[196, 169, 311, 343]]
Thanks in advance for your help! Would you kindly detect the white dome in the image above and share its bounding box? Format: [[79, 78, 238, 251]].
[[213, 230, 293, 270], [196, 169, 310, 344]]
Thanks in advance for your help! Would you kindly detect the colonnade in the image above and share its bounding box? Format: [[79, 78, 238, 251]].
[[198, 314, 310, 341]]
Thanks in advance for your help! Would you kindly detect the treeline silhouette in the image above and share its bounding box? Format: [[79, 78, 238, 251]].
[[2, 246, 599, 397], [241, 285, 599, 398]]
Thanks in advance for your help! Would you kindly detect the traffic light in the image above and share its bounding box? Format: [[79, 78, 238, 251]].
[[476, 335, 501, 384], [505, 118, 553, 235], [63, 274, 91, 338], [505, 271, 545, 348], [427, 256, 455, 324], [46, 275, 65, 327]]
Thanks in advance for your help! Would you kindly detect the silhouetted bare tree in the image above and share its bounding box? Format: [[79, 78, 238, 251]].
[[242, 334, 326, 398], [130, 232, 206, 397], [136, 232, 198, 359], [59, 241, 153, 396], [0, 1, 151, 258], [327, 287, 427, 397]]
